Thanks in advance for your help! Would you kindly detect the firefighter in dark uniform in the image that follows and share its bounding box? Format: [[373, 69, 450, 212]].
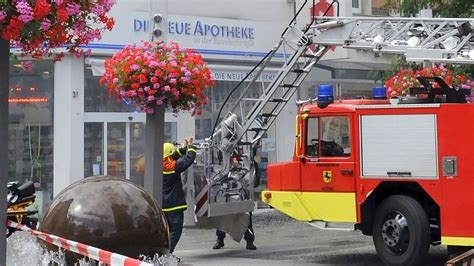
[[162, 137, 196, 254]]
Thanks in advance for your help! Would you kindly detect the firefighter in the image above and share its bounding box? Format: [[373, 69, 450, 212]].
[[162, 137, 196, 254]]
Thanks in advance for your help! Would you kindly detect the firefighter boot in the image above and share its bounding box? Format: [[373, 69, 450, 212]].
[[213, 239, 224, 249], [246, 241, 257, 250]]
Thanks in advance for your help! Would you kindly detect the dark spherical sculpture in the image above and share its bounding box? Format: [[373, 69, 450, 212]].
[[39, 176, 169, 262]]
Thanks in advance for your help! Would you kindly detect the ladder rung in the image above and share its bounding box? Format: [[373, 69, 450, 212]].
[[280, 84, 297, 88], [242, 98, 261, 102], [248, 127, 269, 132], [238, 141, 252, 145], [291, 69, 310, 74], [261, 113, 278, 118], [269, 98, 289, 103], [301, 53, 317, 58]]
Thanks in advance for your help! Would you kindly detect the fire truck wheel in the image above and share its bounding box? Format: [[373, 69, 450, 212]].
[[372, 195, 430, 266]]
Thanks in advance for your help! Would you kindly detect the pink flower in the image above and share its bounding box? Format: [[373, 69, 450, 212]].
[[170, 61, 177, 67], [150, 77, 158, 83], [113, 78, 119, 83], [20, 61, 33, 72], [66, 2, 81, 16], [0, 11, 7, 21], [40, 18, 51, 31], [153, 83, 160, 89], [16, 1, 34, 23], [144, 86, 150, 92], [148, 61, 159, 68], [147, 96, 155, 101], [131, 64, 140, 71], [163, 85, 171, 91], [170, 78, 177, 85]]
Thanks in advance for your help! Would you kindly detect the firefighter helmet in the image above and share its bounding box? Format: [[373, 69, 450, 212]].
[[163, 143, 175, 158]]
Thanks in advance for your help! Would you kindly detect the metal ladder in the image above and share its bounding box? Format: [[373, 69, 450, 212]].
[[310, 16, 474, 64], [222, 24, 328, 148], [231, 15, 474, 146]]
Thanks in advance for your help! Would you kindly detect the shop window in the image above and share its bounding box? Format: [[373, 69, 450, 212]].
[[306, 116, 351, 157], [84, 64, 137, 112], [9, 59, 54, 218]]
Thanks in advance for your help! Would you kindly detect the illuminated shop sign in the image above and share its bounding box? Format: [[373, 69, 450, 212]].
[[9, 98, 49, 103]]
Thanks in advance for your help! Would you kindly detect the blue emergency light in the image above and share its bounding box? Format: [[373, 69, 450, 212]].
[[372, 86, 387, 99], [317, 84, 334, 108]]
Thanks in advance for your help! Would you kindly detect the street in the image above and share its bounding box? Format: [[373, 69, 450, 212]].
[[175, 209, 447, 265]]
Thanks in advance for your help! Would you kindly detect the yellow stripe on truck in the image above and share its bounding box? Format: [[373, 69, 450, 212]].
[[262, 191, 357, 223], [442, 236, 474, 246]]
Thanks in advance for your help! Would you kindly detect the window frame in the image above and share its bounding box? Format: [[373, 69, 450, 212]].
[[352, 0, 362, 14], [304, 115, 352, 159]]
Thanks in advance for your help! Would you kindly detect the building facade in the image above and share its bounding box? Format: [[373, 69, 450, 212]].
[[8, 0, 391, 217]]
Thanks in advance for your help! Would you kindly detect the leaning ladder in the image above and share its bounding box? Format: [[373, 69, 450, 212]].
[[224, 24, 328, 147]]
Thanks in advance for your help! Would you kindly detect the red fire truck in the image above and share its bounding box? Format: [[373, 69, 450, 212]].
[[192, 4, 474, 265], [262, 81, 474, 265]]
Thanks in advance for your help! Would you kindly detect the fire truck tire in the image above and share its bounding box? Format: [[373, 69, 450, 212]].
[[372, 195, 430, 266]]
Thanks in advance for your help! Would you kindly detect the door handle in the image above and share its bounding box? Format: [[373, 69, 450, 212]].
[[341, 169, 353, 175]]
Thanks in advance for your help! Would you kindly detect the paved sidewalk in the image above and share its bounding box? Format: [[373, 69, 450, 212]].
[[174, 209, 447, 265]]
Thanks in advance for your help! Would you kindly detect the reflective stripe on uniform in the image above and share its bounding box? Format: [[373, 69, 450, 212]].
[[162, 205, 187, 212], [163, 170, 176, 174], [176, 148, 183, 156], [188, 148, 197, 153]]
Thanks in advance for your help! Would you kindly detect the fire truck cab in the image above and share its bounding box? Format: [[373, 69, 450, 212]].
[[262, 84, 474, 265]]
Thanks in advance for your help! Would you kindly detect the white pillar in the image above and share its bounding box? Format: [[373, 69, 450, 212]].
[[53, 56, 85, 197]]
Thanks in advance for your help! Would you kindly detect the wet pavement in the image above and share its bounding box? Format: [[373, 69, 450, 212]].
[[175, 208, 447, 265]]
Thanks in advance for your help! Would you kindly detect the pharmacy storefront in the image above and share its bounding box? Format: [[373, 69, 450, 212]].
[[8, 2, 287, 217]]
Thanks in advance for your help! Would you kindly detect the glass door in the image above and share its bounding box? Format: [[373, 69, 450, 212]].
[[84, 123, 104, 177], [84, 113, 179, 186], [107, 123, 126, 177]]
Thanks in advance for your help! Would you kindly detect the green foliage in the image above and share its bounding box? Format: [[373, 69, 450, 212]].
[[368, 56, 420, 84], [385, 0, 473, 18]]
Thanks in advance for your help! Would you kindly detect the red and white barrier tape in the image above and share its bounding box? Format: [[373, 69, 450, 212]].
[[195, 185, 209, 217], [6, 220, 154, 266]]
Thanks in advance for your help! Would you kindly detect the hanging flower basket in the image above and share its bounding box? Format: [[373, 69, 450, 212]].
[[385, 64, 474, 98], [0, 0, 115, 60], [100, 41, 215, 115]]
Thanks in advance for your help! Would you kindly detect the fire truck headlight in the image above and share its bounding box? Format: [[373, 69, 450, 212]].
[[263, 192, 272, 202]]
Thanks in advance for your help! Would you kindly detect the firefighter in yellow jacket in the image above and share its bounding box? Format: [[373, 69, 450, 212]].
[[162, 137, 196, 254]]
